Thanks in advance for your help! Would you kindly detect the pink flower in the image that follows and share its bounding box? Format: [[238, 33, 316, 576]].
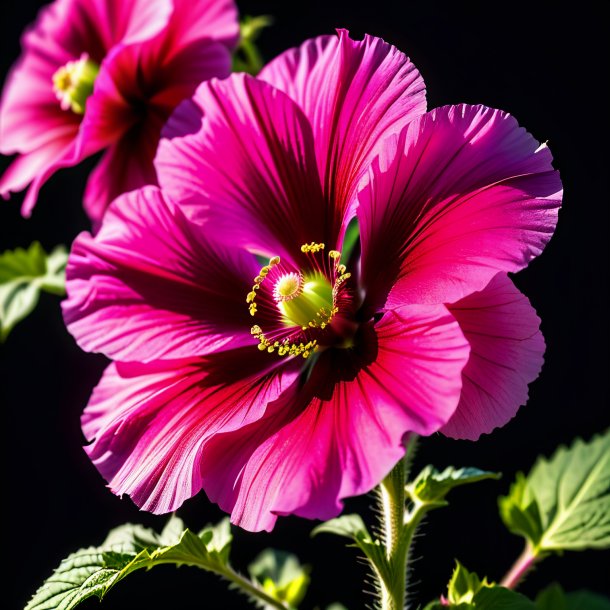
[[0, 0, 238, 223], [63, 31, 562, 531]]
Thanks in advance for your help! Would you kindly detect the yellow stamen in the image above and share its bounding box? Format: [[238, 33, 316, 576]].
[[52, 53, 99, 114]]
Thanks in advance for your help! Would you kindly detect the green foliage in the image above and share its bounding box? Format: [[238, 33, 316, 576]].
[[249, 550, 310, 607], [0, 242, 67, 341], [232, 15, 274, 74], [499, 430, 610, 555], [446, 561, 493, 605], [535, 583, 610, 610], [25, 516, 295, 610], [409, 466, 501, 507], [312, 514, 391, 589], [424, 562, 536, 609], [25, 516, 232, 610]]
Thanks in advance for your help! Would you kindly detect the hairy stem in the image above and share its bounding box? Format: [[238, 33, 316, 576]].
[[376, 435, 418, 610], [215, 565, 291, 610], [500, 545, 537, 590]]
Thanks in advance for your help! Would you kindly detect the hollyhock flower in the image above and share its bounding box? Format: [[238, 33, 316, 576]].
[[0, 0, 238, 222], [63, 31, 562, 531]]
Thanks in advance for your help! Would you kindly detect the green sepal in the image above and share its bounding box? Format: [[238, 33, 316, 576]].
[[249, 550, 310, 607], [0, 242, 68, 341], [499, 430, 610, 555]]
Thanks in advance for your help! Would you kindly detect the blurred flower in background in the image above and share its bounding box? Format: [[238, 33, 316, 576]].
[[0, 0, 238, 223]]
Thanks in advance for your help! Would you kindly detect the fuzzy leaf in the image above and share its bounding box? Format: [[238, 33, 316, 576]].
[[410, 466, 501, 505], [249, 550, 310, 607], [0, 242, 67, 341], [25, 516, 232, 610], [499, 430, 610, 554], [312, 515, 391, 587]]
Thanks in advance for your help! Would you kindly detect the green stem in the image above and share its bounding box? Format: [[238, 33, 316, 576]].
[[376, 435, 419, 610], [214, 565, 292, 610]]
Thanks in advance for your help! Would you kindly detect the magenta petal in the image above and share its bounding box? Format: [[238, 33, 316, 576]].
[[259, 30, 426, 211], [83, 354, 298, 514], [166, 0, 239, 50], [0, 140, 72, 203], [358, 104, 562, 309], [68, 0, 173, 54], [200, 304, 469, 531], [63, 186, 259, 362], [442, 274, 545, 440], [157, 74, 331, 258]]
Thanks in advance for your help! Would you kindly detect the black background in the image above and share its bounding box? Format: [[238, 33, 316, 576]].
[[1, 1, 609, 609]]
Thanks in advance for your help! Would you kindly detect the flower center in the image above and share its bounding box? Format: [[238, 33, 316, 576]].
[[246, 243, 351, 358], [52, 53, 99, 114]]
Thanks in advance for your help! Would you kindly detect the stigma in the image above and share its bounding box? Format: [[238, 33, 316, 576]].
[[246, 243, 351, 358], [52, 53, 99, 114]]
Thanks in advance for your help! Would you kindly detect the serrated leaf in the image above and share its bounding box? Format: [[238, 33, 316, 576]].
[[447, 561, 492, 604], [0, 242, 67, 341], [25, 519, 233, 610], [500, 430, 610, 554], [433, 562, 535, 609], [249, 550, 310, 607], [535, 583, 610, 610], [312, 514, 370, 541], [410, 466, 501, 505], [312, 514, 391, 587]]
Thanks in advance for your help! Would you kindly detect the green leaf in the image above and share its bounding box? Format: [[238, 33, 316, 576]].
[[471, 586, 537, 609], [311, 514, 369, 541], [535, 583, 610, 610], [249, 550, 310, 607], [25, 516, 233, 610], [430, 562, 535, 609], [446, 561, 492, 605], [499, 430, 610, 554], [0, 242, 68, 341], [534, 582, 567, 610], [566, 591, 610, 610], [409, 465, 501, 506], [312, 515, 391, 588]]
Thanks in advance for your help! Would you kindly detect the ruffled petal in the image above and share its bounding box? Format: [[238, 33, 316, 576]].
[[201, 303, 469, 531], [259, 30, 426, 211], [83, 353, 299, 514], [157, 74, 332, 259], [63, 186, 259, 362], [0, 139, 73, 202], [80, 27, 233, 220], [0, 0, 173, 211], [442, 273, 545, 440], [358, 104, 562, 310]]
